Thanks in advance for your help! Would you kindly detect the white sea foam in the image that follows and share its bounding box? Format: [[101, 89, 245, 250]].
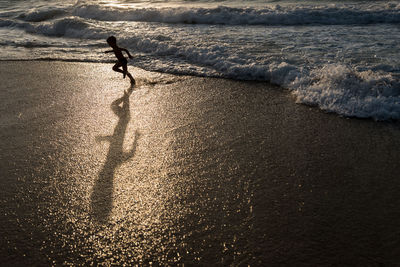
[[292, 65, 400, 120]]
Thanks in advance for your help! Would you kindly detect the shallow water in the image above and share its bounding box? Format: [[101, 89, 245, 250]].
[[1, 0, 400, 117]]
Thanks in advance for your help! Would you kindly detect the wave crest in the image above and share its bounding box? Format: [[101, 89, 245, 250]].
[[2, 17, 108, 39], [18, 8, 67, 22]]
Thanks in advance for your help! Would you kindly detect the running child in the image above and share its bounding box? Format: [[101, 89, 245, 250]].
[[105, 36, 135, 84]]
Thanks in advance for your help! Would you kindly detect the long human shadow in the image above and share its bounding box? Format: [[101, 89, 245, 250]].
[[91, 85, 140, 223]]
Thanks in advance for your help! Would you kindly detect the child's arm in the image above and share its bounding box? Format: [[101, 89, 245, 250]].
[[121, 48, 133, 59]]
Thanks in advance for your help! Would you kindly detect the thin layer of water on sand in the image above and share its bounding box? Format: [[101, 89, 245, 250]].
[[1, 61, 400, 265]]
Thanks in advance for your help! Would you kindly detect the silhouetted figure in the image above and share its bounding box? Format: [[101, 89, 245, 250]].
[[105, 36, 135, 84], [91, 87, 139, 223]]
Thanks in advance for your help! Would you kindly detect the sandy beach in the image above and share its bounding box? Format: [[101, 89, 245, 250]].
[[1, 61, 400, 265]]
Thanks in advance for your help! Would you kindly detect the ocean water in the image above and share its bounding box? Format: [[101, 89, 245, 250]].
[[1, 0, 399, 120]]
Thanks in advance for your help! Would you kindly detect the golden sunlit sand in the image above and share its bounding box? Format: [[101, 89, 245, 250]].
[[1, 61, 400, 265]]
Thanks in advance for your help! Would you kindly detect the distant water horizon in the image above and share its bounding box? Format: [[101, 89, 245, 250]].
[[1, 0, 399, 120]]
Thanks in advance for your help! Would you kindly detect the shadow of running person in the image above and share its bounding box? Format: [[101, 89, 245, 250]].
[[91, 86, 140, 223]]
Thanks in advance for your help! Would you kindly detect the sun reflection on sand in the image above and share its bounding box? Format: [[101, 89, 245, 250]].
[[85, 75, 186, 264]]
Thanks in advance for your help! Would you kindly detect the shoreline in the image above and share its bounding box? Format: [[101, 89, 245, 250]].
[[1, 61, 400, 265], [2, 59, 400, 124]]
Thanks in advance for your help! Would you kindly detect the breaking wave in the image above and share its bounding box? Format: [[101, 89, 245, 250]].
[[17, 8, 68, 22]]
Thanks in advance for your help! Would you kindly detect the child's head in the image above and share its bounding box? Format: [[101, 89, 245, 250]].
[[107, 36, 117, 46]]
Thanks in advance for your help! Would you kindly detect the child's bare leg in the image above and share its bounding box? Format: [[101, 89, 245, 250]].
[[122, 64, 128, 79], [123, 65, 135, 83], [112, 62, 124, 75]]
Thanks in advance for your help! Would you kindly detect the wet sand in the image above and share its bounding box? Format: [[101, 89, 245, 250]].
[[1, 61, 400, 266]]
